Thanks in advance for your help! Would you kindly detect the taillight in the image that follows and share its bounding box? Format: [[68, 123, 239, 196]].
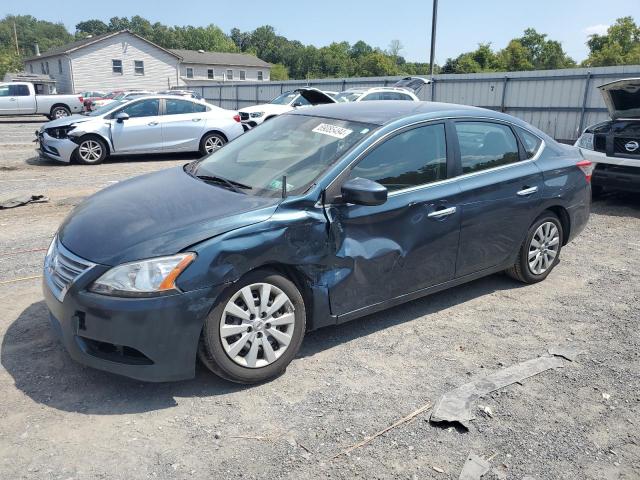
[[233, 114, 241, 123], [576, 159, 594, 182], [78, 96, 84, 103]]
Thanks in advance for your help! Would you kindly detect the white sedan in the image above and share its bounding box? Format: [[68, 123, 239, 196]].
[[37, 95, 244, 165]]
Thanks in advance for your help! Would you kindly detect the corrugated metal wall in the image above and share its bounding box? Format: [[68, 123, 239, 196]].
[[185, 65, 640, 141]]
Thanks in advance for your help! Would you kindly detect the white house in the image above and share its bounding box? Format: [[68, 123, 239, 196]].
[[23, 30, 271, 94]]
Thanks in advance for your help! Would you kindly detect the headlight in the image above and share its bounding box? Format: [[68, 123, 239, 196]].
[[45, 125, 76, 139], [250, 112, 264, 118], [89, 253, 195, 297], [577, 132, 594, 150]]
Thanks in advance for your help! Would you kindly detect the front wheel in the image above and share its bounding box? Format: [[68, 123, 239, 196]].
[[506, 212, 563, 284], [74, 136, 108, 165], [198, 270, 306, 383], [199, 132, 226, 156]]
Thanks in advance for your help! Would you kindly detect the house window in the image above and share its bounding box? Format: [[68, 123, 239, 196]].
[[207, 69, 214, 79], [29, 64, 34, 73], [134, 60, 144, 75], [239, 70, 246, 80], [186, 67, 194, 78], [40, 62, 45, 74], [45, 61, 50, 74], [226, 69, 233, 80], [58, 59, 63, 74], [112, 59, 123, 74], [257, 71, 263, 81]]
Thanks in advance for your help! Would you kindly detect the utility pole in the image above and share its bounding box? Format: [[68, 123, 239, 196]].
[[428, 0, 438, 77], [13, 21, 20, 55]]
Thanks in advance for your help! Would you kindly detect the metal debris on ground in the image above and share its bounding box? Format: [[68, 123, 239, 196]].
[[458, 453, 491, 479], [547, 345, 584, 362], [430, 349, 579, 429], [333, 401, 431, 458], [0, 194, 48, 209]]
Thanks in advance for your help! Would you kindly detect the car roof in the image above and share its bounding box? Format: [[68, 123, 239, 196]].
[[342, 87, 416, 94], [288, 101, 498, 126]]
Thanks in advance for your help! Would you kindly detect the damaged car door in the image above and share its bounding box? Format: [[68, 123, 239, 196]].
[[110, 98, 163, 153], [325, 122, 461, 316]]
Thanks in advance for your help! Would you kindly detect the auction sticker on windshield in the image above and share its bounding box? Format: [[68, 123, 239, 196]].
[[312, 123, 353, 139]]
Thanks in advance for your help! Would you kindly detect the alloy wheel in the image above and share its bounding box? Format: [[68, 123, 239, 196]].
[[78, 140, 102, 163], [54, 109, 69, 118], [219, 282, 295, 368], [528, 221, 560, 275], [204, 136, 224, 154]]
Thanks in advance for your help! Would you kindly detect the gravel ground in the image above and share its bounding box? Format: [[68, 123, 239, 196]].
[[0, 117, 638, 480]]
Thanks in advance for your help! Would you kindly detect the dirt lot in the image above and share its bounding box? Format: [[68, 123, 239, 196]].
[[0, 116, 639, 480]]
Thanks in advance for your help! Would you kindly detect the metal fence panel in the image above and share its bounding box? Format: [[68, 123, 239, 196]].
[[183, 65, 640, 141]]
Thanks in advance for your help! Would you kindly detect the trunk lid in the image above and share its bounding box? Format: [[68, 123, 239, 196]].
[[598, 78, 640, 119], [294, 88, 337, 105]]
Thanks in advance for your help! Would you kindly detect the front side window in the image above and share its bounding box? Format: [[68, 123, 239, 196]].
[[112, 59, 123, 74], [194, 115, 374, 197], [0, 85, 10, 97], [207, 69, 214, 79], [116, 99, 159, 118], [515, 126, 543, 158], [226, 69, 233, 80], [258, 71, 263, 81], [134, 60, 144, 75], [186, 67, 194, 78], [455, 122, 520, 174], [361, 92, 384, 101], [239, 70, 246, 80], [349, 123, 447, 192], [9, 85, 30, 96]]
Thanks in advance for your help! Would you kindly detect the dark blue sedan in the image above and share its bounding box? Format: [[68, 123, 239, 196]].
[[43, 101, 592, 383]]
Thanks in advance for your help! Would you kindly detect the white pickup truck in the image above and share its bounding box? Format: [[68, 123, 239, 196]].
[[0, 82, 84, 119]]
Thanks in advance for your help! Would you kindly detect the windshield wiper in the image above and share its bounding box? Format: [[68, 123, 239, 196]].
[[195, 174, 252, 194]]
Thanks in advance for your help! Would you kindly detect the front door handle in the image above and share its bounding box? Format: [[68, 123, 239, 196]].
[[9, 97, 16, 101], [428, 206, 457, 218], [148, 121, 159, 126], [517, 186, 538, 196], [192, 118, 201, 122]]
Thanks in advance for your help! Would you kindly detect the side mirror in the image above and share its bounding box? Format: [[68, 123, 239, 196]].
[[115, 112, 129, 123], [292, 101, 303, 108], [341, 177, 387, 206]]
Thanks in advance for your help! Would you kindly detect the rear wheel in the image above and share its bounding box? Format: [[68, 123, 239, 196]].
[[74, 136, 108, 165], [199, 132, 226, 156], [198, 270, 306, 383], [50, 105, 71, 119], [506, 212, 563, 284]]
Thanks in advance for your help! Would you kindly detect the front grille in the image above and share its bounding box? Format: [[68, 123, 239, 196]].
[[614, 137, 640, 156], [239, 112, 250, 121], [44, 239, 95, 302]]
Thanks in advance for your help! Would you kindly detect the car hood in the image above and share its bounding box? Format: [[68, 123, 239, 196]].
[[599, 78, 640, 119], [295, 88, 336, 105], [43, 114, 96, 130], [239, 104, 292, 114], [58, 166, 280, 265]]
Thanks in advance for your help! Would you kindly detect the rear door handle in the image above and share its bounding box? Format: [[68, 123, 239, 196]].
[[148, 121, 158, 126], [427, 206, 457, 218], [517, 186, 538, 196]]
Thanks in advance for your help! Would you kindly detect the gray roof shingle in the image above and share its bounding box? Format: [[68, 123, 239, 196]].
[[170, 49, 271, 68]]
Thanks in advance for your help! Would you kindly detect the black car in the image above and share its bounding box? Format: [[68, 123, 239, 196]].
[[43, 101, 591, 383], [576, 78, 640, 193]]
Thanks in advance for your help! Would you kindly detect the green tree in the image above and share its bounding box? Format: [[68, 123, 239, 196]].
[[270, 63, 289, 80], [0, 14, 72, 57], [357, 51, 399, 76], [583, 16, 640, 67], [0, 47, 23, 79], [75, 19, 109, 38]]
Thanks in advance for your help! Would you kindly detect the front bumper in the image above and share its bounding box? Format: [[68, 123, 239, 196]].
[[36, 131, 77, 163], [42, 249, 225, 382]]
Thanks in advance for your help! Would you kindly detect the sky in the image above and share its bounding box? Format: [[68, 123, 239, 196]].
[[2, 0, 638, 63]]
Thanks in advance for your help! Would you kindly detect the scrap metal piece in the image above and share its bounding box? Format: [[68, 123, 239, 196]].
[[548, 345, 583, 362], [459, 453, 490, 480], [431, 355, 565, 428], [0, 194, 48, 209]]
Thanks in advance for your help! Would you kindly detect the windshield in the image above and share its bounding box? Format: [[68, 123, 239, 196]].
[[193, 115, 375, 197], [334, 92, 363, 103], [269, 92, 299, 105], [86, 100, 126, 117]]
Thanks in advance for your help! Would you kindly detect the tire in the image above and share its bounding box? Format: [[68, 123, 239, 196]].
[[506, 212, 563, 284], [50, 105, 71, 119], [74, 136, 108, 165], [198, 269, 306, 384], [199, 132, 226, 156]]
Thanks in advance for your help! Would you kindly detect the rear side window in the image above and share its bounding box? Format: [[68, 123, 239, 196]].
[[455, 122, 520, 174], [515, 126, 543, 158], [118, 99, 159, 118], [165, 99, 195, 115], [361, 92, 384, 101], [349, 124, 447, 191]]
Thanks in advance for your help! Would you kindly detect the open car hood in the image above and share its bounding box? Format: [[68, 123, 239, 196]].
[[392, 76, 432, 93], [599, 78, 640, 119], [294, 87, 337, 105]]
